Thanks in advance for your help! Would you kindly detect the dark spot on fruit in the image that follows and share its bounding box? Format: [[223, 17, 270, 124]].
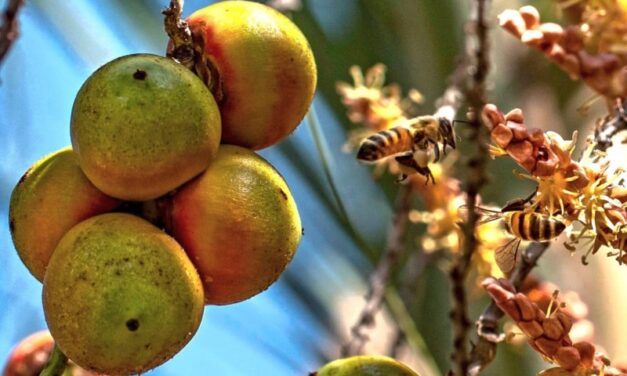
[[144, 343, 151, 349], [9, 219, 15, 234], [133, 70, 147, 80], [126, 318, 140, 331], [278, 188, 287, 200], [123, 257, 130, 262], [114, 269, 121, 276]]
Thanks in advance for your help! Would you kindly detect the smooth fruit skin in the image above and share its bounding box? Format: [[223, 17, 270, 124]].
[[167, 145, 302, 305], [316, 355, 420, 376], [187, 1, 317, 150], [43, 213, 204, 375], [9, 147, 120, 282], [71, 53, 221, 200]]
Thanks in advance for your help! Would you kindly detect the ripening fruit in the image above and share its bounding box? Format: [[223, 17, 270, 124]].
[[71, 53, 221, 201], [315, 355, 420, 376], [165, 145, 302, 305], [43, 213, 204, 374], [2, 331, 99, 376], [9, 147, 120, 282], [186, 1, 316, 150]]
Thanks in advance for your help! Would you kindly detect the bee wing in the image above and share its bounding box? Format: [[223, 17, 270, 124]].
[[457, 204, 501, 224], [494, 238, 521, 276]]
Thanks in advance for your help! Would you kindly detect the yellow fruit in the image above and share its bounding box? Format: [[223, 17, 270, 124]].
[[43, 213, 204, 374], [71, 53, 221, 200], [9, 147, 120, 282], [316, 355, 420, 376], [166, 145, 302, 304], [186, 1, 317, 150]]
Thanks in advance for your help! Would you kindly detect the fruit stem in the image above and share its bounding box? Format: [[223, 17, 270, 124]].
[[39, 344, 68, 376], [163, 0, 195, 70]]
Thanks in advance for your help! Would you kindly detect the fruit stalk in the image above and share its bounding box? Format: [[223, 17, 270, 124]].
[[163, 0, 194, 69], [39, 344, 68, 376], [341, 184, 413, 357]]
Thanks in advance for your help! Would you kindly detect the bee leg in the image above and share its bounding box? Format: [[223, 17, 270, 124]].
[[417, 166, 435, 185], [431, 140, 441, 162], [394, 153, 415, 182], [395, 153, 436, 184]]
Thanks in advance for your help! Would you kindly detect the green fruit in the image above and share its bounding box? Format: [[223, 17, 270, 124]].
[[71, 53, 221, 200], [43, 213, 204, 374], [316, 355, 420, 376], [9, 147, 120, 282]]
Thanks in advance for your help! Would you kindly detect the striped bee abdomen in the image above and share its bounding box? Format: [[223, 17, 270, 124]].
[[505, 212, 566, 241], [357, 126, 414, 161]]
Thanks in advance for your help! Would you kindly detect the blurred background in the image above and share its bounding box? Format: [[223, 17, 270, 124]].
[[1, 0, 625, 375]]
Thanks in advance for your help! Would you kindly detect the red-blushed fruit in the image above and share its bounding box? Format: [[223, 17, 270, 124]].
[[165, 145, 302, 305], [71, 53, 222, 200], [185, 1, 317, 150], [43, 213, 204, 375], [2, 331, 100, 376], [9, 147, 120, 282]]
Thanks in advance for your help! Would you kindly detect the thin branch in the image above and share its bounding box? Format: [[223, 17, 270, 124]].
[[341, 52, 469, 357], [467, 242, 549, 375], [594, 99, 627, 152], [163, 0, 195, 70], [0, 0, 24, 69], [449, 0, 491, 375], [341, 183, 413, 357], [434, 56, 468, 120]]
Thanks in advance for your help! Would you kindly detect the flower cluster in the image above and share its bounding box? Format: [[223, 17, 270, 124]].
[[483, 277, 626, 375], [498, 4, 627, 99], [482, 104, 627, 266]]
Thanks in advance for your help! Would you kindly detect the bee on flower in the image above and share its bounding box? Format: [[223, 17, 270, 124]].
[[481, 103, 627, 270]]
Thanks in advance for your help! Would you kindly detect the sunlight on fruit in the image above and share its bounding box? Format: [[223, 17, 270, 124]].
[[166, 145, 302, 305]]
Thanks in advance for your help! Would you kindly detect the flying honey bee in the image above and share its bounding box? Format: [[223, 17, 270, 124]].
[[356, 116, 456, 183], [473, 197, 567, 274]]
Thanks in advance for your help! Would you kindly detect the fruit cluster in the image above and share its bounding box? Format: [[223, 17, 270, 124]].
[[7, 1, 315, 374]]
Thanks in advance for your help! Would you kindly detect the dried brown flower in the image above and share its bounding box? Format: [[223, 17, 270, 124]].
[[498, 5, 627, 99], [484, 277, 601, 372]]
